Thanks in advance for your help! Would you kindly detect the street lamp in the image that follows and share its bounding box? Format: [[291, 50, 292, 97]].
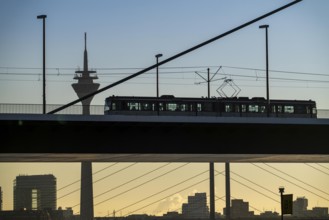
[[37, 14, 47, 114], [155, 54, 163, 98], [259, 24, 270, 117], [279, 186, 285, 220]]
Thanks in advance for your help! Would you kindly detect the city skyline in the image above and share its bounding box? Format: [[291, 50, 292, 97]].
[[1, 163, 329, 217]]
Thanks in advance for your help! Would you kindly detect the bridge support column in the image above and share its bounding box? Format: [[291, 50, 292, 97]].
[[210, 162, 215, 220], [225, 162, 231, 220], [80, 161, 94, 220]]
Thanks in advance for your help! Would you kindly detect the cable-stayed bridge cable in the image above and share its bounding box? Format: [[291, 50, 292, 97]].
[[251, 163, 329, 202], [264, 163, 329, 196]]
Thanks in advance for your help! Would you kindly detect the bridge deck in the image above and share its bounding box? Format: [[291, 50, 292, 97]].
[[1, 114, 329, 162]]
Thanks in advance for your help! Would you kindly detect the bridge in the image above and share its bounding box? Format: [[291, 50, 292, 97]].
[[1, 111, 329, 163], [1, 0, 326, 163]]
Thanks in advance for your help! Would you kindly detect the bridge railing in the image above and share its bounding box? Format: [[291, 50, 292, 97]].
[[0, 103, 329, 118], [0, 104, 104, 115]]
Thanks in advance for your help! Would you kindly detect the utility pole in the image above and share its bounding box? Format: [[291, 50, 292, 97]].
[[195, 66, 222, 98]]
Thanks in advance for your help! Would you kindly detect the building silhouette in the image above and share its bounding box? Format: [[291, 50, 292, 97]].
[[182, 192, 209, 219], [72, 32, 99, 220], [13, 174, 56, 211], [223, 199, 254, 218], [311, 207, 329, 218], [293, 196, 308, 217]]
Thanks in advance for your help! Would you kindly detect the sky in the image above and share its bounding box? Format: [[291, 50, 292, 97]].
[[0, 0, 329, 217], [0, 0, 328, 109]]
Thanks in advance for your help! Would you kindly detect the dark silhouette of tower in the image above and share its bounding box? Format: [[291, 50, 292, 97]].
[[72, 32, 100, 115], [72, 33, 99, 220]]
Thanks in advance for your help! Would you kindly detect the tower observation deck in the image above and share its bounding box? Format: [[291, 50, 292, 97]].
[[72, 32, 100, 115], [71, 32, 98, 220]]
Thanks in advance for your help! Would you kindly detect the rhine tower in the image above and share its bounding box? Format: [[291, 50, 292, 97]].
[[72, 32, 99, 220]]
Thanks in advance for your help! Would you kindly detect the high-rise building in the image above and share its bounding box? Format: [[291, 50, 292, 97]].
[[182, 192, 209, 219], [223, 199, 254, 218], [312, 207, 329, 217], [13, 174, 56, 211], [293, 196, 308, 217]]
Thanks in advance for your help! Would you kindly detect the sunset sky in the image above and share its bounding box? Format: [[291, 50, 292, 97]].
[[1, 162, 329, 217], [0, 0, 329, 217]]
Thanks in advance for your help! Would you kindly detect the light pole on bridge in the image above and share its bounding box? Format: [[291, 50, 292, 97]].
[[37, 14, 47, 114], [259, 24, 270, 117]]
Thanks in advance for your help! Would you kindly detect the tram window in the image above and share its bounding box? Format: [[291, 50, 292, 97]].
[[128, 102, 140, 111], [235, 105, 240, 113], [241, 105, 247, 113], [197, 103, 202, 112], [260, 106, 266, 113], [111, 102, 116, 110], [271, 105, 276, 113], [180, 104, 188, 111], [225, 104, 232, 113], [306, 106, 310, 114], [141, 103, 151, 111], [167, 103, 177, 111], [203, 103, 213, 112], [295, 105, 306, 114], [249, 105, 259, 113], [312, 107, 317, 115], [105, 101, 110, 111], [284, 106, 294, 113], [277, 106, 283, 113], [159, 102, 164, 111]]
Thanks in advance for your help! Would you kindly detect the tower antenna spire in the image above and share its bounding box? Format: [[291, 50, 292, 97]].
[[85, 32, 87, 51]]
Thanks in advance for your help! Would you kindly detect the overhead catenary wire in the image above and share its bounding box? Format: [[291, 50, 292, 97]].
[[1, 65, 328, 77]]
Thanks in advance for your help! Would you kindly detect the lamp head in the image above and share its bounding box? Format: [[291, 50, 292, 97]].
[[259, 24, 269, 29], [37, 15, 47, 19], [155, 54, 163, 58], [279, 187, 285, 193]]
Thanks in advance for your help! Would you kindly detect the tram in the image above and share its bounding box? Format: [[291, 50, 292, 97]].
[[104, 95, 317, 118]]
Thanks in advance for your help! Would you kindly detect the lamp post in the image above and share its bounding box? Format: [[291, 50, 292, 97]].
[[279, 186, 285, 220], [259, 24, 270, 117], [37, 14, 47, 114], [155, 54, 163, 98]]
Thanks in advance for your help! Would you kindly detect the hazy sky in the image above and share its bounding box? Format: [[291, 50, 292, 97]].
[[0, 0, 329, 217], [0, 0, 328, 109]]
